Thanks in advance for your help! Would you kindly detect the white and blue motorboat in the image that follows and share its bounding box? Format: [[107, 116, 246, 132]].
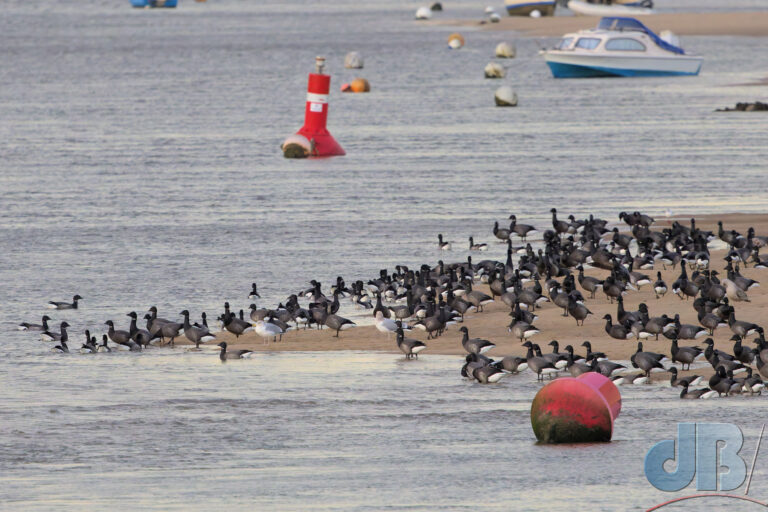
[[131, 0, 177, 7], [543, 17, 703, 78]]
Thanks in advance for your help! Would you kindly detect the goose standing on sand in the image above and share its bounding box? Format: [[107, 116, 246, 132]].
[[396, 323, 426, 359], [728, 309, 759, 340], [463, 281, 494, 312], [41, 321, 70, 343], [253, 320, 283, 344], [468, 237, 488, 251], [145, 313, 184, 345], [567, 295, 592, 326], [180, 310, 216, 348], [577, 265, 603, 299], [217, 342, 254, 361], [459, 326, 495, 355], [603, 314, 634, 340], [47, 294, 82, 310], [18, 315, 51, 332], [437, 234, 451, 251], [325, 313, 356, 337], [222, 314, 254, 338], [653, 272, 667, 299], [673, 314, 707, 340]]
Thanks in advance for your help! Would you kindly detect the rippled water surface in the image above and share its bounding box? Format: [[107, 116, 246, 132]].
[[1, 0, 768, 510]]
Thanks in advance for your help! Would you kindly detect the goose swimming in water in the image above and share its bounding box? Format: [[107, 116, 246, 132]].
[[668, 367, 702, 388], [52, 340, 69, 353], [217, 342, 254, 361], [18, 315, 51, 332], [468, 237, 488, 251], [437, 234, 451, 251], [47, 294, 82, 310], [679, 382, 718, 399], [248, 282, 261, 299], [41, 321, 70, 343], [98, 334, 111, 352]]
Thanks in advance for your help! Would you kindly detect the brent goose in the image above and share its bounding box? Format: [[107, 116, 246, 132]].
[[18, 315, 51, 332], [47, 294, 82, 310]]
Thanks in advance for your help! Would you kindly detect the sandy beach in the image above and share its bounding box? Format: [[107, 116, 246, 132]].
[[200, 213, 768, 381], [436, 11, 768, 37]]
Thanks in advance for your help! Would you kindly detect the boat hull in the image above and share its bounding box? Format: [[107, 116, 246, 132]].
[[131, 0, 178, 7], [544, 53, 702, 78], [505, 1, 556, 16], [567, 0, 653, 16]]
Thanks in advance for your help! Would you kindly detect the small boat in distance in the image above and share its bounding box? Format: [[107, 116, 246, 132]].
[[505, 0, 556, 16], [543, 17, 703, 78], [131, 0, 178, 7], [568, 0, 654, 16]]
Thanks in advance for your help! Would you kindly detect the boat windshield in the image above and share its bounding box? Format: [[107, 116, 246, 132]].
[[575, 37, 601, 50], [596, 16, 685, 54], [556, 37, 574, 50]]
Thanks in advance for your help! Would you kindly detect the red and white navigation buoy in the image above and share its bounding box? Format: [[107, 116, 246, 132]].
[[282, 56, 345, 159]]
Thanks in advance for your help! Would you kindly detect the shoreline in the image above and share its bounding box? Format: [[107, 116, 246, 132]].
[[187, 213, 768, 380], [432, 11, 768, 38]]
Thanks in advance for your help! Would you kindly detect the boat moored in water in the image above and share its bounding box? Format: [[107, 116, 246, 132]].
[[568, 0, 654, 16], [131, 0, 177, 7], [543, 17, 703, 78], [505, 0, 556, 16]]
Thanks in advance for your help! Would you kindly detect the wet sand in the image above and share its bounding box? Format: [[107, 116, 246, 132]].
[[436, 11, 768, 37], [193, 213, 768, 383]]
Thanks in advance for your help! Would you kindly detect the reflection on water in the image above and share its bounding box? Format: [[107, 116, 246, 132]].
[[1, 0, 767, 510]]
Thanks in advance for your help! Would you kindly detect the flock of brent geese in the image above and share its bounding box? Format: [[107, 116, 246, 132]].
[[17, 208, 768, 399]]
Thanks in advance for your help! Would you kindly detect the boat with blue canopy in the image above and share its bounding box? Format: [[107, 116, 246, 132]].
[[131, 0, 177, 7], [543, 17, 703, 78]]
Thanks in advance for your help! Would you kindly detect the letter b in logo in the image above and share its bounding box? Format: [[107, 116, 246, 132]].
[[645, 423, 746, 492]]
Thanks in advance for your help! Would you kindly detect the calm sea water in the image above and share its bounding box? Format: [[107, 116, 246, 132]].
[[1, 0, 767, 510]]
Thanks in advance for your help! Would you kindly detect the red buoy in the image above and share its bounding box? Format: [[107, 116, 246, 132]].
[[282, 56, 345, 158], [530, 372, 621, 444]]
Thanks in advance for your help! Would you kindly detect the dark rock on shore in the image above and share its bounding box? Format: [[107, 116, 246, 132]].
[[716, 101, 768, 112]]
